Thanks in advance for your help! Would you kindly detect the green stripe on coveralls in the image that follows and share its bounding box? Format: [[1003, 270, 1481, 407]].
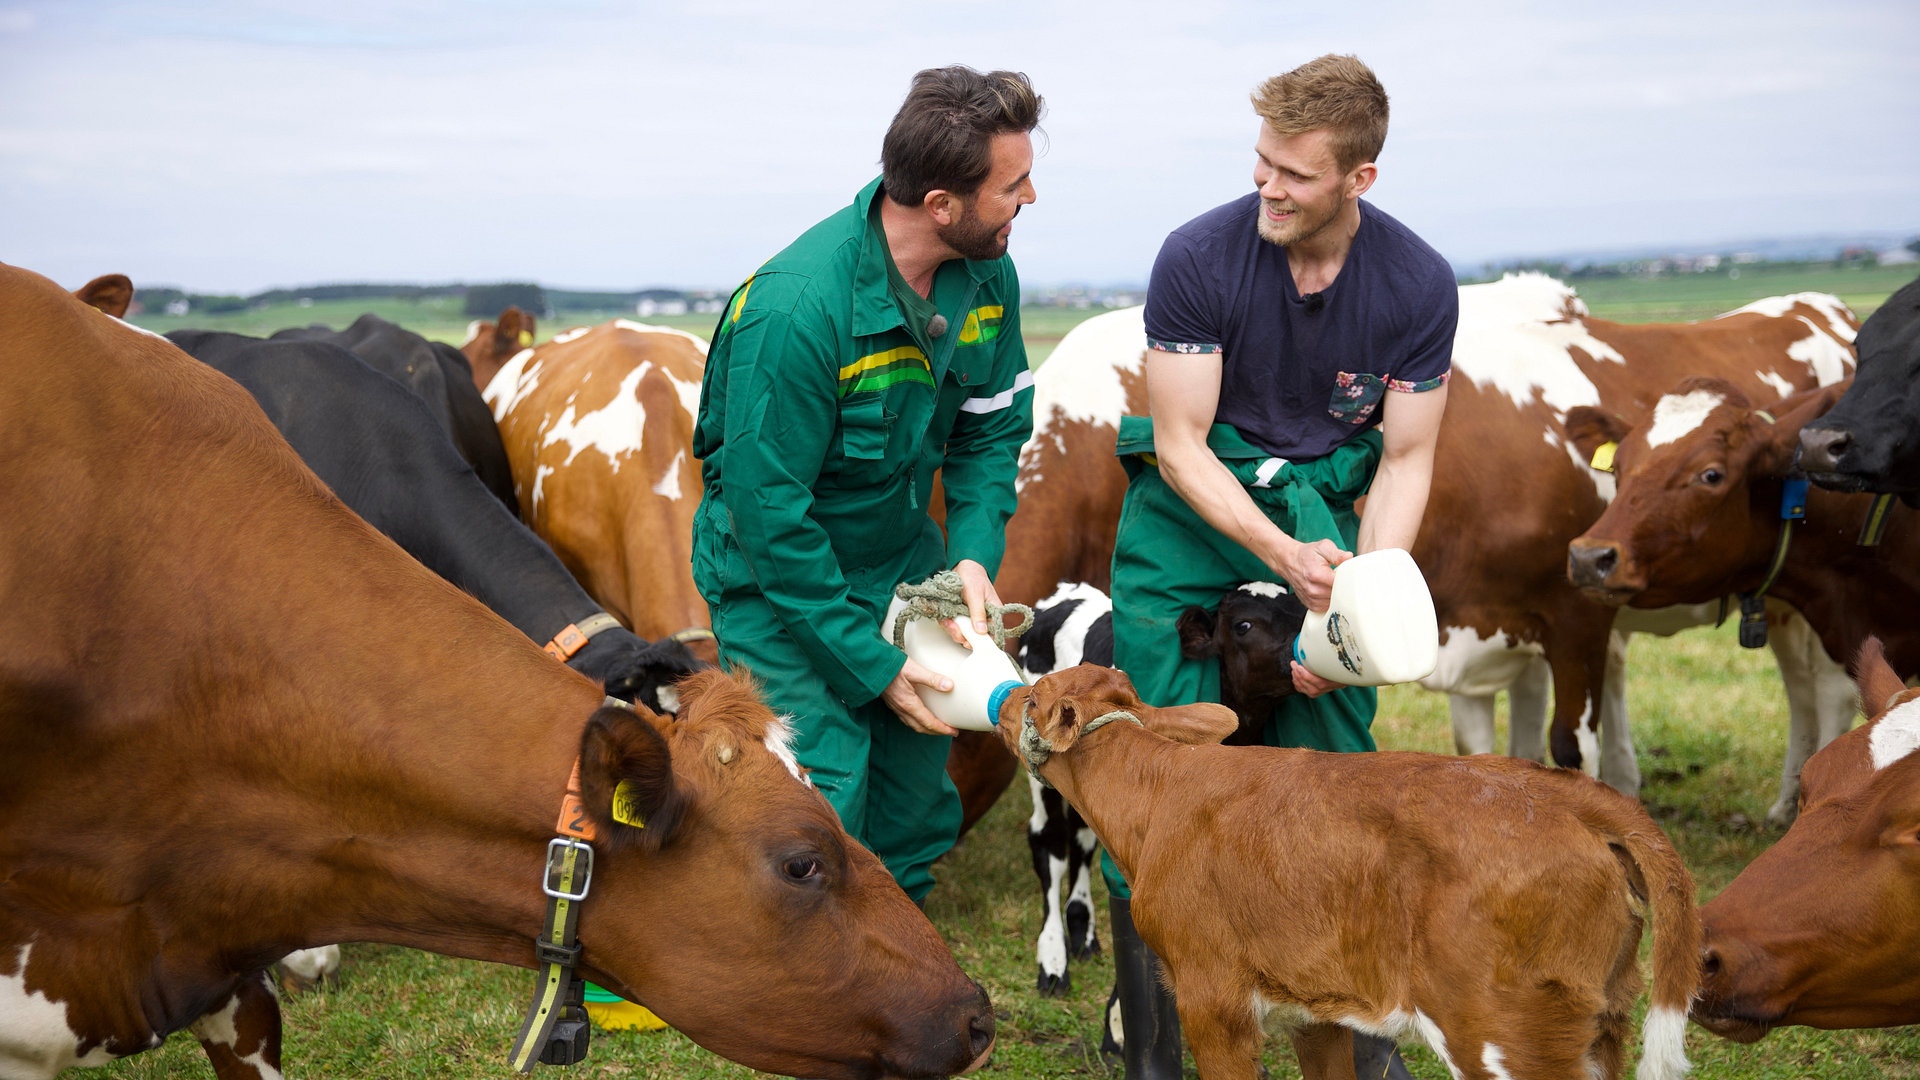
[[840, 346, 933, 397], [1100, 420, 1383, 900]]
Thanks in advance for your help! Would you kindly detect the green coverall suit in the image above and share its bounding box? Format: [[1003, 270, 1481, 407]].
[[692, 177, 1034, 902], [1100, 420, 1383, 899]]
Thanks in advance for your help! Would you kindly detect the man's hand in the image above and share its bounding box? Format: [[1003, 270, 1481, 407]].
[[1272, 537, 1350, 613], [942, 558, 1001, 645], [1290, 659, 1342, 698], [883, 656, 958, 736]]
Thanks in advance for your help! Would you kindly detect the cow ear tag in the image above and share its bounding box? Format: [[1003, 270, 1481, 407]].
[[610, 780, 647, 828], [1589, 442, 1617, 473], [518, 330, 534, 347]]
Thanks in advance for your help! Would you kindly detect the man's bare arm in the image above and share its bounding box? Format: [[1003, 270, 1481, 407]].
[[1146, 348, 1347, 612], [1357, 382, 1447, 554]]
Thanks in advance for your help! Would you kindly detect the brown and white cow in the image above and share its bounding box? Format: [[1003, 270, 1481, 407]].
[[1567, 376, 1917, 678], [0, 265, 992, 1080], [1422, 275, 1855, 789], [998, 663, 1701, 1080], [485, 320, 717, 664], [1692, 637, 1920, 1040], [461, 305, 538, 393]]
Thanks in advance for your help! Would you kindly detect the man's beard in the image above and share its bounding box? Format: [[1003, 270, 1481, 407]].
[[940, 200, 1010, 261], [1255, 197, 1339, 248]]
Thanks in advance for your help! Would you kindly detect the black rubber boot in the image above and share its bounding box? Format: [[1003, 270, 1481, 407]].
[[1106, 896, 1183, 1080], [1352, 1031, 1414, 1080]]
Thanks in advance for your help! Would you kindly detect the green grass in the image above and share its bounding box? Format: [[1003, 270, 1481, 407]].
[[95, 625, 1920, 1079], [1559, 263, 1917, 325]]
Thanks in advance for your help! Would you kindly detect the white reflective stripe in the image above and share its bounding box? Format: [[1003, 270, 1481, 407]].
[[1251, 457, 1287, 488], [958, 369, 1035, 414]]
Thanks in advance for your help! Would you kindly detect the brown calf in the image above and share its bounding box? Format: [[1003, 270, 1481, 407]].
[[0, 265, 990, 1079], [1692, 638, 1920, 1040], [997, 664, 1700, 1080]]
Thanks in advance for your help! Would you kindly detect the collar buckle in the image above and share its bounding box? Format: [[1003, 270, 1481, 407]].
[[543, 837, 594, 902]]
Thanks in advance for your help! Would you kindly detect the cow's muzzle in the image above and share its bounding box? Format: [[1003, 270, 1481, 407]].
[[1798, 424, 1853, 475], [1567, 540, 1638, 603]]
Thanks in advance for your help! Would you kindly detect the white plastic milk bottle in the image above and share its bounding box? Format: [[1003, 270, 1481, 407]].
[[881, 596, 1028, 731], [1291, 548, 1439, 687]]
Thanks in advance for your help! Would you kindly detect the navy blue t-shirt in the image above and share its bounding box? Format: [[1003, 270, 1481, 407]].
[[1143, 194, 1457, 460]]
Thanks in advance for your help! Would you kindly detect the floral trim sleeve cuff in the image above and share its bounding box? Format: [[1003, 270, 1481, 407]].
[[1387, 371, 1450, 393], [1146, 337, 1223, 355]]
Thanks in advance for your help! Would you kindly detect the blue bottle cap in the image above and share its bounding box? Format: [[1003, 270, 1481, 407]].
[[985, 680, 1023, 727]]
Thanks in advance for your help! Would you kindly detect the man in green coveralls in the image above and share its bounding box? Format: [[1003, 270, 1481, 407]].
[[1101, 56, 1456, 1080], [692, 67, 1041, 904]]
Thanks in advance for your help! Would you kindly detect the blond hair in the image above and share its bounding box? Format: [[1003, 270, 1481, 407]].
[[1251, 55, 1388, 172]]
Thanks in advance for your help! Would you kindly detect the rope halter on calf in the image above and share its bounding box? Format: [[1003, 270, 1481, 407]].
[[1020, 705, 1141, 789]]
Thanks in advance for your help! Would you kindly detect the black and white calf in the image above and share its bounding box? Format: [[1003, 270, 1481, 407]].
[[1015, 582, 1112, 997], [1175, 581, 1309, 745]]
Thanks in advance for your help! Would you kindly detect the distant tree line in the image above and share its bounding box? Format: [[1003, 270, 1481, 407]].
[[126, 281, 724, 319]]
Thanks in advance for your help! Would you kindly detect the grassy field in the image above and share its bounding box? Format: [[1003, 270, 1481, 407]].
[[96, 623, 1920, 1080], [93, 268, 1919, 1077]]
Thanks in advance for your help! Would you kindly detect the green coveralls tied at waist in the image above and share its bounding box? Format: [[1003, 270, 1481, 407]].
[[1102, 418, 1383, 899]]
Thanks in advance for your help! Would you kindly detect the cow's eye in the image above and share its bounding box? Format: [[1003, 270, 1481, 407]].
[[1698, 467, 1725, 486], [783, 856, 822, 882], [1233, 620, 1254, 637]]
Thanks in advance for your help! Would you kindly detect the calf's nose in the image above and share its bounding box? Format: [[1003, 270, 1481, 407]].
[[1566, 541, 1620, 589], [1799, 425, 1851, 472]]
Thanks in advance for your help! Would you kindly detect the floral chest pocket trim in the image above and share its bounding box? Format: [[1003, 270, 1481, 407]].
[[1328, 371, 1386, 424]]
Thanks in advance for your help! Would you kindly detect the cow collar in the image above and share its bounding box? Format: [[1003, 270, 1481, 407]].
[[508, 696, 631, 1071], [542, 612, 625, 662], [1859, 492, 1898, 546], [1723, 411, 1805, 649]]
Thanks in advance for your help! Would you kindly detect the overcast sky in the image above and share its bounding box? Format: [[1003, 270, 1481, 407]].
[[3, 0, 1916, 294]]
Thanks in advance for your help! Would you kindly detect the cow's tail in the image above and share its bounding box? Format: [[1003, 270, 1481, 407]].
[[1611, 812, 1702, 1080]]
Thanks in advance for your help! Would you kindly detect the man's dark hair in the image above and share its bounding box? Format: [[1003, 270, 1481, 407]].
[[881, 66, 1043, 207]]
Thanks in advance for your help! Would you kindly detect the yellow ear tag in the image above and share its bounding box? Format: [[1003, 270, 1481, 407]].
[[517, 330, 533, 347], [611, 780, 647, 828], [1589, 441, 1617, 473]]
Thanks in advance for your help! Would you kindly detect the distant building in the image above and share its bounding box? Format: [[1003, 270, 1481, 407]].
[[1878, 248, 1918, 266], [636, 297, 688, 317], [165, 299, 190, 316]]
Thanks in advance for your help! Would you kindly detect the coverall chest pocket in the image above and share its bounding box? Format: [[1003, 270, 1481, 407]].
[[837, 394, 895, 483], [1328, 371, 1386, 425]]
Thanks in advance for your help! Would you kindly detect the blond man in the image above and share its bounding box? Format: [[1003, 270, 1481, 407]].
[[1101, 55, 1452, 1080]]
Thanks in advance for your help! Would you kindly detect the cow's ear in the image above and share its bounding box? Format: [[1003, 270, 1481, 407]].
[[500, 307, 536, 349], [1565, 407, 1632, 469], [579, 705, 688, 853], [1855, 637, 1907, 718], [1142, 701, 1238, 745], [1176, 606, 1218, 659], [74, 274, 134, 319]]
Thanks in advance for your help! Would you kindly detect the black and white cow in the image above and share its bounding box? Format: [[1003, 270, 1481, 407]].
[[1014, 582, 1111, 997], [164, 329, 703, 712], [1801, 273, 1920, 497], [271, 313, 520, 514], [1175, 581, 1310, 746]]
